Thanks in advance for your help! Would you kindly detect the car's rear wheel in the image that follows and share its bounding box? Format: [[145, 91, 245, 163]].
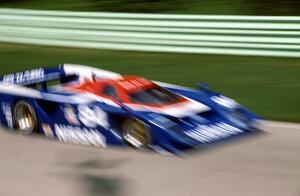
[[123, 119, 151, 149], [13, 101, 37, 135]]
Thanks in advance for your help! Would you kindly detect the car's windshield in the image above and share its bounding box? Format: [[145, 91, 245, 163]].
[[129, 86, 181, 105]]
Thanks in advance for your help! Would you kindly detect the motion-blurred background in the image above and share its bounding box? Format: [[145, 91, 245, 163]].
[[0, 0, 299, 123], [2, 0, 300, 14]]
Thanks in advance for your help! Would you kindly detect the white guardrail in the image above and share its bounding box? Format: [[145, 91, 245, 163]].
[[0, 8, 300, 57]]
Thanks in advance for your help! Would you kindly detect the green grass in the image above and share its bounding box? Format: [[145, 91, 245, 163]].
[[0, 43, 299, 122], [1, 0, 300, 15]]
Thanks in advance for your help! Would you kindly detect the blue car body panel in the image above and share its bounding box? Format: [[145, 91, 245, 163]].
[[0, 64, 261, 155]]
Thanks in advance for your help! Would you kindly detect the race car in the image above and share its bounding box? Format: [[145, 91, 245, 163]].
[[0, 64, 261, 155]]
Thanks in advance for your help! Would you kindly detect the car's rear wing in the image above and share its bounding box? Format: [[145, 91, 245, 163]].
[[0, 66, 62, 85], [0, 64, 122, 86]]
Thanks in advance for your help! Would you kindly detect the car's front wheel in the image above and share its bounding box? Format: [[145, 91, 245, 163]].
[[13, 101, 37, 135], [123, 119, 151, 149]]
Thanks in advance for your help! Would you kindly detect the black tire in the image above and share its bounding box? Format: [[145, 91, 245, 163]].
[[122, 119, 151, 149], [13, 101, 37, 135]]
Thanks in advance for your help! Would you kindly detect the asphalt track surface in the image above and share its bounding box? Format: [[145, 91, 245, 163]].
[[0, 121, 299, 196]]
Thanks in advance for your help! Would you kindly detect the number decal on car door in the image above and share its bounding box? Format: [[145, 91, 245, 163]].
[[78, 105, 109, 129]]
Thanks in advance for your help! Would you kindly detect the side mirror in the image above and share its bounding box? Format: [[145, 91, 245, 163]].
[[91, 72, 97, 82], [197, 83, 211, 92]]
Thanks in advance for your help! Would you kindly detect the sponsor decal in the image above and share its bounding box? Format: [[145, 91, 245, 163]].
[[118, 77, 152, 91], [42, 123, 54, 138], [78, 105, 109, 129], [1, 102, 13, 128], [55, 124, 106, 147], [2, 68, 44, 84], [184, 122, 243, 143], [63, 105, 80, 125]]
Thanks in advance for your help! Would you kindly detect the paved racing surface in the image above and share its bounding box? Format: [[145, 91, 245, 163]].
[[0, 121, 299, 196]]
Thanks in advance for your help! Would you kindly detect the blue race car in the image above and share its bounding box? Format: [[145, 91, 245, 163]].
[[0, 64, 261, 155]]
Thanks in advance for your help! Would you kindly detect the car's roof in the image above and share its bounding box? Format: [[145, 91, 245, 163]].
[[74, 75, 157, 94], [112, 76, 156, 93]]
